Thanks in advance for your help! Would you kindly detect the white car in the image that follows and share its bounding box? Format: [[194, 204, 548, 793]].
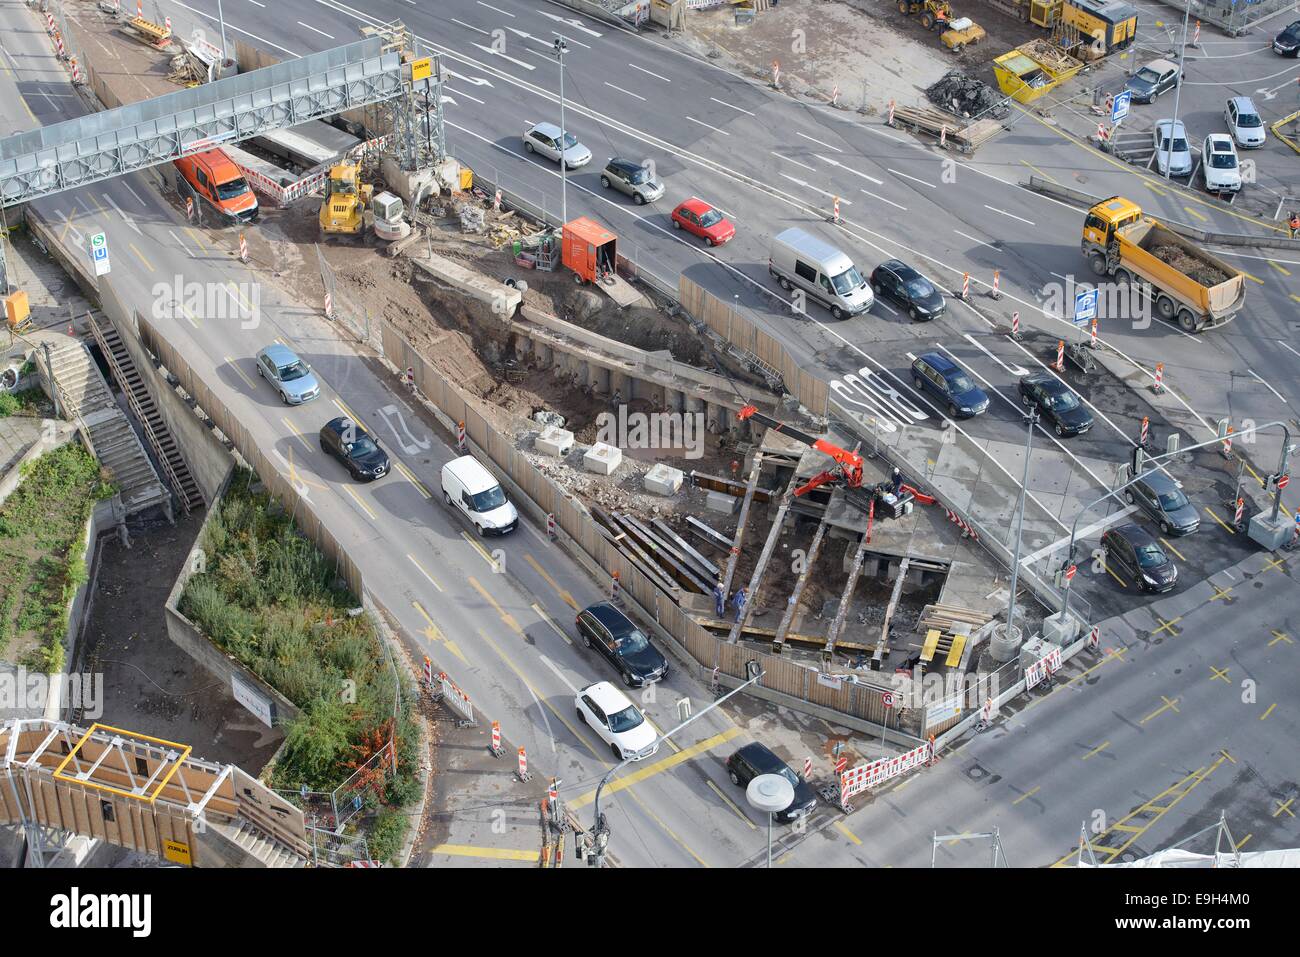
[[1224, 96, 1266, 148], [575, 682, 659, 762], [1202, 134, 1241, 194], [522, 121, 592, 170], [1153, 119, 1192, 177]]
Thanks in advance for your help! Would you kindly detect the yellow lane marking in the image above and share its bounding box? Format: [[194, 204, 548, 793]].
[[1291, 294, 1300, 305], [280, 417, 313, 454], [1209, 666, 1230, 684], [461, 530, 502, 571], [1262, 557, 1286, 574], [174, 298, 200, 328], [407, 554, 443, 593], [1221, 749, 1235, 764], [834, 820, 863, 845], [128, 242, 155, 272], [343, 484, 377, 521], [393, 459, 431, 498], [1209, 585, 1233, 602], [1082, 740, 1110, 760], [1241, 271, 1264, 285], [185, 226, 208, 251], [1236, 834, 1253, 850], [525, 553, 579, 610], [625, 789, 710, 867], [531, 602, 571, 645], [475, 626, 605, 761], [413, 600, 466, 664], [331, 397, 368, 431], [1183, 206, 1208, 223], [1204, 506, 1235, 533], [643, 714, 681, 755], [83, 193, 106, 216], [430, 844, 538, 862], [569, 726, 744, 809], [225, 281, 254, 310], [224, 356, 257, 390], [282, 446, 326, 490], [1275, 798, 1295, 819], [1012, 785, 1040, 806], [1144, 181, 1167, 197], [1268, 259, 1291, 276], [1104, 563, 1127, 587], [706, 779, 756, 830], [1269, 630, 1293, 647], [1019, 159, 1059, 185], [1139, 695, 1180, 725], [1159, 537, 1186, 561], [1061, 648, 1126, 691], [468, 575, 522, 633], [1152, 616, 1181, 637], [1260, 703, 1276, 721]]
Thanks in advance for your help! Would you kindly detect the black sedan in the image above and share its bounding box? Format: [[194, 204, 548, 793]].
[[1274, 20, 1300, 56], [870, 259, 946, 321], [1102, 524, 1178, 593], [319, 416, 389, 481], [1018, 372, 1093, 437], [575, 602, 668, 687], [726, 742, 817, 823]]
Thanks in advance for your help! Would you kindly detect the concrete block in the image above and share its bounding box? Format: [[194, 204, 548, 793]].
[[706, 490, 737, 515], [583, 442, 623, 476], [644, 463, 684, 497], [535, 426, 574, 458], [1042, 612, 1079, 646]]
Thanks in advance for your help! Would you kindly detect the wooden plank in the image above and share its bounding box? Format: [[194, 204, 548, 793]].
[[720, 454, 763, 600], [826, 531, 870, 654], [944, 632, 969, 668], [728, 485, 794, 644], [773, 516, 829, 652], [920, 629, 941, 663]]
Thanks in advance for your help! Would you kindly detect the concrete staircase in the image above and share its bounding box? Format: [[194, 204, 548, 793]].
[[41, 339, 171, 516], [206, 819, 309, 868]]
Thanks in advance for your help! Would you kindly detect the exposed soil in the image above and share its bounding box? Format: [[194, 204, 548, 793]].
[[1151, 245, 1229, 287]]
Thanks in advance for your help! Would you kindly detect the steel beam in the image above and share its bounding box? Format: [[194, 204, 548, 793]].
[[772, 516, 830, 653]]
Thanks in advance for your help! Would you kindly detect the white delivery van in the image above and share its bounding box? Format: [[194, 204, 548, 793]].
[[768, 227, 874, 319], [441, 455, 519, 536]]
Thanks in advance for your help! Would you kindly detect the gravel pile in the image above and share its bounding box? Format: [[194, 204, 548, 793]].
[[925, 71, 1009, 120]]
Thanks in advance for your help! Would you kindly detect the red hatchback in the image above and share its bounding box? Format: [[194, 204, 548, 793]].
[[670, 197, 735, 246]]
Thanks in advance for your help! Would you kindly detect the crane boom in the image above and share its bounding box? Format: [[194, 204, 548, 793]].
[[737, 405, 864, 491]]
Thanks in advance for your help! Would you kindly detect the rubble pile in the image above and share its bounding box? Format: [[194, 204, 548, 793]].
[[1152, 245, 1229, 287], [924, 71, 1009, 120]]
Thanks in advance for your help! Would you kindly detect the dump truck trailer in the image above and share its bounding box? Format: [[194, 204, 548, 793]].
[[1082, 196, 1245, 333]]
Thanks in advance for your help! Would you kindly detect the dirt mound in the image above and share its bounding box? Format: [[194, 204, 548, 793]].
[[1152, 245, 1229, 287], [925, 70, 1009, 119]]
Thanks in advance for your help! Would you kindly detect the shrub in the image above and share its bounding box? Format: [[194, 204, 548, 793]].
[[367, 808, 408, 866]]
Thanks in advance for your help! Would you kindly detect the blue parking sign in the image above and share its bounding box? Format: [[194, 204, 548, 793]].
[[1074, 288, 1098, 325], [1111, 90, 1131, 124]]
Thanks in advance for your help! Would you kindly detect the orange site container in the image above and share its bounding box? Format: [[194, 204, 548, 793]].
[[562, 217, 617, 284]]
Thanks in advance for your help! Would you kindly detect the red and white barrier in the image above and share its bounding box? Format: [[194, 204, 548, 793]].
[[422, 655, 433, 688], [1090, 318, 1098, 348], [1222, 425, 1233, 459], [323, 291, 333, 319], [830, 84, 839, 106], [611, 571, 622, 604], [1011, 311, 1020, 338], [493, 189, 502, 212], [1192, 20, 1200, 46], [945, 508, 979, 542], [53, 30, 66, 59], [185, 197, 194, 221], [548, 778, 558, 802], [1234, 496, 1244, 527], [939, 125, 948, 149], [546, 512, 556, 540], [1140, 415, 1149, 446], [1097, 122, 1109, 144], [802, 757, 812, 780], [1153, 362, 1165, 394], [69, 57, 82, 85], [457, 420, 466, 451], [490, 720, 503, 757], [981, 697, 993, 724], [1055, 339, 1065, 371], [961, 271, 969, 300], [1024, 647, 1062, 690], [164, 16, 172, 34], [991, 269, 1000, 300], [771, 59, 780, 88], [834, 754, 848, 775], [832, 196, 841, 223], [1088, 625, 1100, 651], [45, 13, 54, 33], [839, 740, 933, 806], [887, 99, 896, 126], [238, 232, 248, 263], [137, 0, 144, 16], [517, 747, 530, 782]]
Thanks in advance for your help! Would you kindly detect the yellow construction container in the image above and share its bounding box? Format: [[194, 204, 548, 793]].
[[4, 290, 30, 333], [1061, 0, 1137, 54], [992, 40, 1083, 103]]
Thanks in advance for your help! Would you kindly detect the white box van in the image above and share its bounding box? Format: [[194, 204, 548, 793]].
[[441, 455, 519, 536], [768, 227, 874, 319]]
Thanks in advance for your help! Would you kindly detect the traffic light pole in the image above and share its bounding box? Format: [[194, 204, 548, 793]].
[[586, 660, 764, 867]]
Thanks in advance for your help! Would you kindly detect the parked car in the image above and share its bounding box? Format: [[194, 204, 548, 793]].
[[1018, 372, 1093, 437], [768, 227, 873, 319], [725, 743, 817, 823], [1101, 524, 1178, 592], [255, 344, 319, 405], [1125, 469, 1200, 536], [1202, 133, 1241, 194], [1224, 96, 1266, 148], [1273, 19, 1300, 56], [911, 352, 988, 418], [670, 197, 735, 246], [576, 602, 668, 687], [575, 682, 659, 761], [1125, 58, 1180, 103], [173, 148, 259, 223], [870, 259, 946, 321], [1153, 119, 1192, 177], [440, 454, 518, 536], [600, 157, 664, 205], [521, 121, 591, 169], [319, 416, 389, 481]]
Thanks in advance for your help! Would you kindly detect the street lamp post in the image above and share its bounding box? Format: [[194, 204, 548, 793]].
[[554, 36, 570, 226], [1004, 408, 1039, 643], [586, 661, 763, 866], [747, 774, 795, 869], [1162, 0, 1192, 180]]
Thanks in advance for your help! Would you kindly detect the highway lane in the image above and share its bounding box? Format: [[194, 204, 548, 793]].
[[0, 10, 799, 868]]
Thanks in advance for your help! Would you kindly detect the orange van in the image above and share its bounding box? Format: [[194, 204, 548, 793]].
[[173, 149, 259, 223]]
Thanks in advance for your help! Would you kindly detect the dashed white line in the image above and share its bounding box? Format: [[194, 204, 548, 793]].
[[478, 1, 515, 15], [866, 126, 908, 145], [472, 42, 536, 70], [1248, 368, 1288, 404], [685, 115, 729, 136], [121, 181, 146, 207], [771, 152, 815, 171], [296, 21, 334, 39], [101, 192, 141, 236], [953, 228, 1001, 253], [815, 155, 882, 184], [888, 168, 936, 189], [859, 189, 906, 211], [605, 82, 646, 100], [1278, 341, 1300, 361], [795, 131, 842, 152], [539, 654, 580, 694], [553, 32, 591, 49], [445, 86, 485, 105], [247, 0, 265, 6], [167, 229, 196, 258], [450, 17, 490, 34], [983, 204, 1036, 226], [629, 62, 671, 81], [710, 96, 753, 115], [778, 174, 851, 202]]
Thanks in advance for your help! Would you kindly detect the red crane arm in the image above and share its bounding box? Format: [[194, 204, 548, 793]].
[[737, 405, 865, 489]]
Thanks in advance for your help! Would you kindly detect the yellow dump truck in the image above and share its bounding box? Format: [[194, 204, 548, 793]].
[[1082, 197, 1245, 333]]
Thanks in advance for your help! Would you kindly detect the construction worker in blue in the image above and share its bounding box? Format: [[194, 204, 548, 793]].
[[731, 586, 748, 623], [713, 578, 726, 618]]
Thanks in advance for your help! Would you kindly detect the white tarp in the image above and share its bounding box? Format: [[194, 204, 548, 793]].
[[1081, 847, 1300, 868]]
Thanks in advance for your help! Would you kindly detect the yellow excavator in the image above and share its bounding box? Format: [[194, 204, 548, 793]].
[[318, 162, 374, 238]]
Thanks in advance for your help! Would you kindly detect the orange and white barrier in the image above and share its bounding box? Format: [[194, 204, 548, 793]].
[[457, 420, 466, 451], [802, 756, 812, 779], [323, 292, 333, 319], [185, 196, 194, 221], [832, 196, 841, 223], [839, 740, 933, 807], [611, 570, 622, 604], [137, 1, 144, 16], [961, 272, 969, 300], [1024, 646, 1062, 690], [1088, 625, 1099, 650], [1234, 496, 1245, 527], [69, 56, 83, 85], [238, 232, 248, 263], [1011, 311, 1020, 338], [422, 655, 433, 688], [981, 697, 993, 724], [493, 189, 502, 212], [1140, 415, 1149, 446], [1222, 425, 1233, 459], [830, 84, 839, 106], [945, 507, 979, 542], [939, 125, 948, 150], [771, 59, 780, 88], [517, 747, 531, 782], [546, 512, 556, 539], [53, 30, 66, 59], [1153, 362, 1165, 394], [1192, 20, 1200, 46], [991, 269, 1000, 300], [1055, 339, 1065, 371], [887, 99, 895, 126], [1090, 318, 1097, 348]]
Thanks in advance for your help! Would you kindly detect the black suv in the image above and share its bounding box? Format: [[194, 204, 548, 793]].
[[576, 602, 668, 687], [1274, 20, 1300, 56], [870, 259, 946, 321], [1018, 372, 1093, 437], [1102, 524, 1178, 593], [726, 743, 817, 823], [319, 416, 389, 481]]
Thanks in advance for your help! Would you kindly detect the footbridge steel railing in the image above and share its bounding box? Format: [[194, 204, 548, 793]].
[[0, 38, 422, 207]]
